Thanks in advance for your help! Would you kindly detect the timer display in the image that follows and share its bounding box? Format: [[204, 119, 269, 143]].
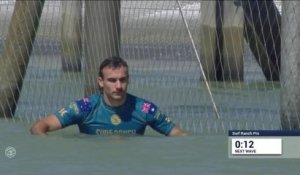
[[234, 140, 254, 149], [231, 138, 282, 155], [229, 130, 300, 158]]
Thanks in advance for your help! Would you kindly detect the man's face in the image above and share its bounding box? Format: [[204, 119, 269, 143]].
[[98, 66, 129, 106]]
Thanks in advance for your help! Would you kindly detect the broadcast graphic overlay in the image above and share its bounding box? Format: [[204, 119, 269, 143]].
[[228, 130, 300, 158]]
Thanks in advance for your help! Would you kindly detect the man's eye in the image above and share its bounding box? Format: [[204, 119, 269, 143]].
[[107, 79, 116, 82], [120, 78, 127, 83]]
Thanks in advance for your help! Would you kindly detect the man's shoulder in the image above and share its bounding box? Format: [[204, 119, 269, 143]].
[[127, 93, 158, 116], [127, 93, 152, 106], [74, 93, 102, 111], [88, 93, 102, 102]]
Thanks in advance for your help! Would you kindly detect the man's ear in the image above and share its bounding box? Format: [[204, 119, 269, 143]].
[[98, 77, 104, 88]]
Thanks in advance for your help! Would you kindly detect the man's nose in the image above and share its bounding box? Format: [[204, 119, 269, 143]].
[[116, 80, 122, 88]]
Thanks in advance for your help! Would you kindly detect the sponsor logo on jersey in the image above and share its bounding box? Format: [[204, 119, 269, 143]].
[[69, 102, 79, 115], [111, 114, 122, 125], [96, 129, 136, 135], [58, 108, 67, 117], [154, 110, 171, 122], [165, 117, 171, 123]]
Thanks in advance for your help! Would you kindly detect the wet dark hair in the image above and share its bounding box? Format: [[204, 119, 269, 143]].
[[98, 56, 128, 78]]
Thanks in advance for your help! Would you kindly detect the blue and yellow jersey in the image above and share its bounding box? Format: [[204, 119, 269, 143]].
[[54, 93, 176, 136]]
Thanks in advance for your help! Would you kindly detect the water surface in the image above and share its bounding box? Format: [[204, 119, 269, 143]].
[[0, 120, 299, 175]]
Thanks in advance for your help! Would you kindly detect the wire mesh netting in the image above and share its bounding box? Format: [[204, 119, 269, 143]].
[[1, 0, 297, 134]]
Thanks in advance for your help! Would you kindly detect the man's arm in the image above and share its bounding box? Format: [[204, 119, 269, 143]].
[[30, 114, 62, 136], [169, 126, 188, 137]]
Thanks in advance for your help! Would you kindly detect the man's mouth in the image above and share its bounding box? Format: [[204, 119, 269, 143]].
[[113, 91, 123, 95]]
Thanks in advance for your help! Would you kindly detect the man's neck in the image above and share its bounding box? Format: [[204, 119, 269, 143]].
[[103, 95, 127, 107]]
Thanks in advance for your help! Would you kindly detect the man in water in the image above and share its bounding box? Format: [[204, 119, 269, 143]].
[[30, 56, 187, 136]]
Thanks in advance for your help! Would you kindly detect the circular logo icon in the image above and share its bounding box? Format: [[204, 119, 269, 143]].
[[111, 114, 121, 125], [5, 146, 16, 158]]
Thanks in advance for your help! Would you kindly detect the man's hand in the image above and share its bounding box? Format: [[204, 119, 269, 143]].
[[30, 114, 62, 136], [169, 127, 188, 137]]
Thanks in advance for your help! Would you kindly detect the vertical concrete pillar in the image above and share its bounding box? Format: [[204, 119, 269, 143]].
[[222, 0, 244, 81], [241, 0, 281, 81], [84, 0, 120, 96], [215, 0, 224, 81], [199, 0, 217, 81], [61, 1, 82, 72], [0, 0, 44, 118], [281, 1, 300, 129]]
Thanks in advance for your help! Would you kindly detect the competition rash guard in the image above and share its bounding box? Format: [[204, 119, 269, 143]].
[[54, 93, 176, 136]]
